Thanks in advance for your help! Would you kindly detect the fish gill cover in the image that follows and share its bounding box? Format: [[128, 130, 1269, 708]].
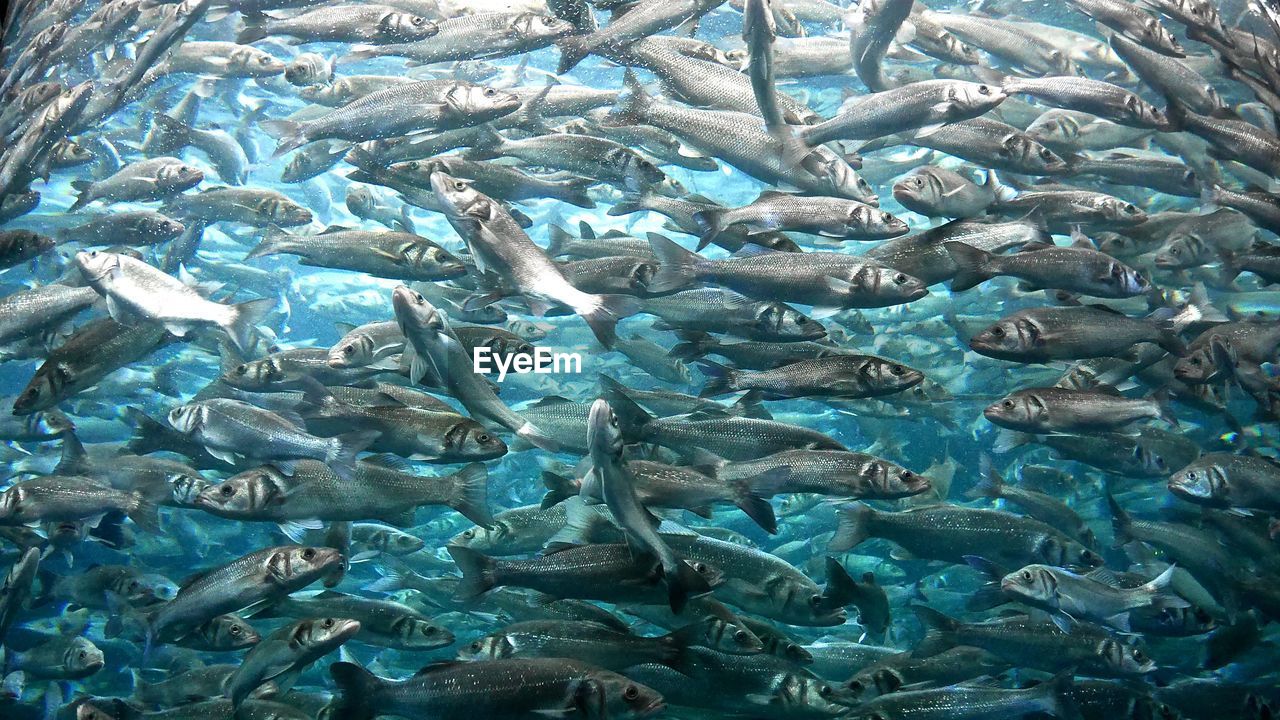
[[0, 0, 1279, 717]]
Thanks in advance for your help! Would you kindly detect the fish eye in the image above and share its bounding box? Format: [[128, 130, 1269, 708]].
[[1021, 569, 1033, 581], [323, 618, 335, 628], [219, 485, 234, 497], [1132, 649, 1145, 661], [991, 326, 1005, 337], [818, 685, 833, 697], [235, 364, 248, 375], [893, 273, 908, 285], [1002, 399, 1014, 409], [477, 433, 491, 442], [808, 593, 822, 607], [230, 625, 242, 635], [412, 16, 426, 24], [470, 640, 483, 651], [890, 365, 904, 376], [343, 345, 355, 355], [693, 562, 709, 573], [453, 181, 466, 190], [623, 685, 640, 700], [847, 679, 863, 692], [979, 85, 990, 95], [302, 548, 316, 560], [1080, 550, 1097, 563], [734, 630, 750, 642], [423, 625, 438, 635], [483, 88, 496, 96], [462, 529, 475, 539], [1185, 471, 1196, 480]]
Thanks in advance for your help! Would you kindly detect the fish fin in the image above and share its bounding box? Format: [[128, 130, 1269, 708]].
[[944, 241, 996, 291], [448, 462, 492, 528], [666, 558, 713, 615], [221, 296, 275, 354], [576, 294, 641, 349], [829, 503, 872, 552], [695, 359, 738, 397], [261, 120, 307, 157], [328, 662, 381, 720], [325, 430, 380, 480], [447, 545, 497, 603], [646, 232, 700, 293]]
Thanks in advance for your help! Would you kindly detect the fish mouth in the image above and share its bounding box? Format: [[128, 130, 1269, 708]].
[[638, 699, 666, 716]]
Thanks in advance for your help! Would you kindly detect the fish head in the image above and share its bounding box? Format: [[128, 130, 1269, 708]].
[[891, 169, 939, 208], [449, 520, 507, 550], [776, 673, 853, 714], [63, 637, 105, 677], [968, 315, 1041, 360], [445, 82, 521, 123], [297, 617, 362, 648], [140, 213, 187, 240], [1172, 346, 1217, 383], [858, 357, 925, 394], [28, 408, 74, 438], [137, 572, 179, 602], [1004, 133, 1068, 174], [999, 564, 1056, 603], [266, 545, 344, 585], [169, 471, 213, 506], [45, 519, 88, 545], [443, 418, 506, 461], [73, 249, 122, 287], [1153, 234, 1200, 269], [458, 632, 514, 661], [166, 402, 207, 435], [755, 302, 826, 341], [12, 369, 63, 415], [379, 12, 439, 42], [430, 171, 493, 222], [392, 284, 448, 338], [231, 46, 286, 76], [76, 702, 119, 720], [857, 206, 909, 238], [513, 13, 575, 42], [984, 390, 1043, 429], [1140, 16, 1183, 56], [1100, 259, 1149, 295], [201, 613, 261, 649], [587, 397, 625, 457], [264, 197, 313, 227], [196, 466, 286, 516], [584, 672, 666, 719], [952, 80, 1007, 116], [845, 665, 903, 702], [328, 332, 375, 368], [361, 524, 426, 555], [157, 162, 204, 191], [108, 571, 156, 606], [394, 616, 453, 648], [222, 355, 282, 389], [1167, 461, 1225, 504], [1099, 637, 1156, 675]]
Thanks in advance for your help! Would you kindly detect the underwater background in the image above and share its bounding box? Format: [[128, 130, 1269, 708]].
[[2, 0, 1280, 717]]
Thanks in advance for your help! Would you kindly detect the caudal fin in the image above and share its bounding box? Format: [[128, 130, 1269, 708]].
[[557, 36, 590, 74], [666, 558, 714, 614], [245, 229, 294, 260], [126, 496, 162, 534], [911, 605, 960, 657], [1151, 389, 1179, 427], [828, 503, 872, 552], [730, 481, 777, 534], [646, 232, 700, 293], [578, 294, 641, 349], [328, 662, 381, 720], [235, 18, 269, 44], [557, 178, 596, 209], [261, 119, 308, 158], [691, 209, 727, 251], [67, 180, 94, 212], [447, 545, 498, 603], [221, 296, 276, 354], [696, 359, 739, 398], [945, 241, 997, 292], [325, 429, 380, 480], [447, 462, 492, 528]]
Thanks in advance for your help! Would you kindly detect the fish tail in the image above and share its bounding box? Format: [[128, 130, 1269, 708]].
[[696, 359, 739, 397], [540, 470, 579, 509], [221, 296, 276, 354], [599, 374, 654, 441], [556, 35, 590, 74], [828, 503, 872, 552], [1150, 388, 1179, 428], [910, 605, 960, 656], [607, 69, 651, 127], [1141, 564, 1191, 609], [558, 177, 596, 209], [944, 241, 997, 292], [659, 621, 705, 674], [326, 429, 380, 480], [127, 495, 162, 534], [729, 480, 777, 534], [447, 462, 492, 528], [122, 407, 171, 455], [818, 556, 858, 609], [666, 558, 713, 615], [1039, 670, 1079, 720], [235, 18, 268, 44], [244, 227, 294, 260], [577, 293, 641, 349], [668, 331, 716, 361], [1106, 492, 1133, 548], [690, 209, 726, 251], [546, 224, 573, 257], [67, 180, 93, 211], [646, 232, 700, 292], [261, 119, 307, 157], [447, 545, 498, 603], [965, 453, 1004, 500], [328, 662, 381, 720]]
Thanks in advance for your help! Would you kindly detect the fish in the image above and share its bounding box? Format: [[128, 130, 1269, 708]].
[[223, 616, 359, 707]]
